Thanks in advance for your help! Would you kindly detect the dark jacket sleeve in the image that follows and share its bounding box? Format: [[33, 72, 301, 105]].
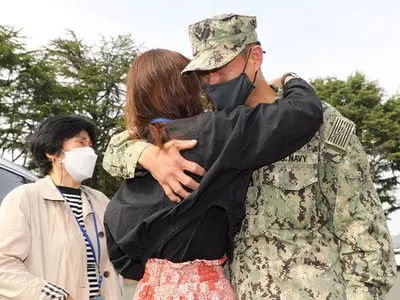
[[238, 78, 323, 170], [174, 78, 323, 171]]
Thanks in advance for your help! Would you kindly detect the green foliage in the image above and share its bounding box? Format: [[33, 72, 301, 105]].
[[312, 72, 400, 215], [46, 30, 138, 195], [0, 26, 60, 165], [0, 26, 139, 197]]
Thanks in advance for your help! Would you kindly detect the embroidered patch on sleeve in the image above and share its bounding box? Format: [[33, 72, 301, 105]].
[[326, 116, 355, 152]]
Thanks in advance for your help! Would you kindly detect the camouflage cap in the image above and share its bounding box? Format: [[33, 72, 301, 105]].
[[182, 14, 258, 74]]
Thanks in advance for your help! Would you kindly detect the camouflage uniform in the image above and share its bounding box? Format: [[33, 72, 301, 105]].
[[102, 132, 150, 179], [103, 14, 397, 300], [230, 102, 396, 300]]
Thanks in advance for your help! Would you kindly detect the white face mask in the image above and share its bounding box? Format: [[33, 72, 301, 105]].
[[61, 147, 98, 182]]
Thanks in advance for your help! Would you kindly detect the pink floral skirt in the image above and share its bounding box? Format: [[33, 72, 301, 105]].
[[133, 257, 234, 300]]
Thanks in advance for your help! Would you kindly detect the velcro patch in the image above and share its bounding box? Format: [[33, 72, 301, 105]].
[[326, 117, 355, 152]]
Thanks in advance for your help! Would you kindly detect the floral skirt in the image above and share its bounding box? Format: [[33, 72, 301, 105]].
[[133, 257, 234, 300]]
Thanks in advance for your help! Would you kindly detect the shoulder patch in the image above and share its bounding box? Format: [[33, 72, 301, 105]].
[[325, 116, 355, 152]]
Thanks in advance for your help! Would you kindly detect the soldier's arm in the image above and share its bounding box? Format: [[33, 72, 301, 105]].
[[103, 131, 206, 201], [321, 118, 397, 299], [102, 131, 151, 179]]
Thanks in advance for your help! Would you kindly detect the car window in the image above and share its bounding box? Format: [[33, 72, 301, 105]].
[[0, 167, 29, 204]]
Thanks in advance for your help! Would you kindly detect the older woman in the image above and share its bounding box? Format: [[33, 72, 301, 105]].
[[0, 115, 122, 300]]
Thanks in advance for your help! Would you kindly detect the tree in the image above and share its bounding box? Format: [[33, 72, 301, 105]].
[[311, 72, 400, 215], [46, 30, 139, 195], [0, 27, 139, 197], [0, 26, 60, 165]]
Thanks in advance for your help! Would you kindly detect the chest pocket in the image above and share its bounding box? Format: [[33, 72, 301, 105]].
[[262, 151, 319, 190], [242, 150, 321, 236]]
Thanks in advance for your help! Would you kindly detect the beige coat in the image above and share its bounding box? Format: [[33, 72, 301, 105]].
[[0, 176, 123, 300]]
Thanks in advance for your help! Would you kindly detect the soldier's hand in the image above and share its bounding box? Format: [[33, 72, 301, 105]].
[[269, 74, 297, 88], [138, 140, 206, 202]]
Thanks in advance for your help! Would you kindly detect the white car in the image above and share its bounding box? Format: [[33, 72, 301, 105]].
[[395, 248, 400, 271]]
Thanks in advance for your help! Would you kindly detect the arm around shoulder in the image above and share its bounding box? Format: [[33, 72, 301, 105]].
[[102, 130, 151, 179]]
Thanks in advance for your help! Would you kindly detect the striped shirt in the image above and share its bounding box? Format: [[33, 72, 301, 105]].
[[41, 282, 69, 300], [60, 186, 99, 299]]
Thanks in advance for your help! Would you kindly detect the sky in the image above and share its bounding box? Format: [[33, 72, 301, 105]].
[[1, 0, 400, 234]]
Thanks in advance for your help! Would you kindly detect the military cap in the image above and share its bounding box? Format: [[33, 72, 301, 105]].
[[182, 14, 258, 74]]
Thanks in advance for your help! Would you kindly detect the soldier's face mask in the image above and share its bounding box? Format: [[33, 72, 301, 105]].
[[201, 53, 258, 111]]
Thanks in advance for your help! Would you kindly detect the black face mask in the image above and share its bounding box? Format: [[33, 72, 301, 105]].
[[201, 55, 258, 111]]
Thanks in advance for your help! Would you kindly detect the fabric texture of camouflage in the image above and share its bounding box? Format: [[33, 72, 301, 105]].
[[182, 14, 258, 74], [102, 103, 397, 299], [229, 103, 397, 300], [102, 131, 150, 179]]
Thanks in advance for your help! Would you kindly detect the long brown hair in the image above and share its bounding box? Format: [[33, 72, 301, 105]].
[[125, 49, 204, 145]]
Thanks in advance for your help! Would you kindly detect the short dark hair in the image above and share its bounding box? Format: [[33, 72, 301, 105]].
[[28, 115, 97, 175]]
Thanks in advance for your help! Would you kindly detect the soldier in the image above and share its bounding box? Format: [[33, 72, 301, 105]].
[[103, 14, 397, 299]]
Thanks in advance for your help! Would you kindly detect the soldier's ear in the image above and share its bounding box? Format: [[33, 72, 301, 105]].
[[249, 45, 263, 72]]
